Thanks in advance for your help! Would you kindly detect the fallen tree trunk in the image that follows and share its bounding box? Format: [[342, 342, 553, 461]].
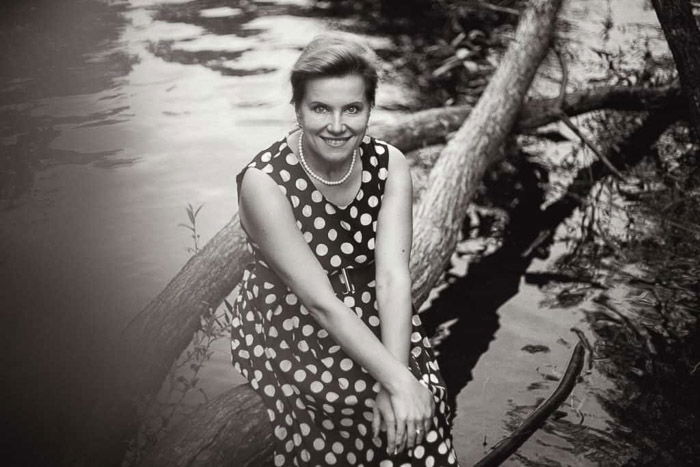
[[374, 83, 680, 150], [408, 0, 563, 304], [135, 1, 563, 465]]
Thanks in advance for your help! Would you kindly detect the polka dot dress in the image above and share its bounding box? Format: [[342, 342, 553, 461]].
[[232, 134, 459, 466]]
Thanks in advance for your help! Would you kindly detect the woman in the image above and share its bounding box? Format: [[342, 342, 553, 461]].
[[232, 33, 459, 466]]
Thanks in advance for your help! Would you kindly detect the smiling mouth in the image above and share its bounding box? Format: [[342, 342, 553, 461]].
[[321, 136, 351, 147]]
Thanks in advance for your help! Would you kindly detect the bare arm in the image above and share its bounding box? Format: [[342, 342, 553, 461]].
[[375, 144, 414, 366], [238, 168, 414, 395]]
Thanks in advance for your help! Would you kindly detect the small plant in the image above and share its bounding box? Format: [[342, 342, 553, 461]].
[[179, 203, 204, 254]]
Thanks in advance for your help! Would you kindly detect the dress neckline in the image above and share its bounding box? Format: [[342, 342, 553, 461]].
[[282, 135, 367, 211]]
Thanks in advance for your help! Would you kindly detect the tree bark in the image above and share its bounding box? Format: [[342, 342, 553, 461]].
[[135, 1, 563, 465], [408, 0, 562, 304], [651, 0, 700, 141]]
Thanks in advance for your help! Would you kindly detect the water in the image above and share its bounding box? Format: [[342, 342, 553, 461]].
[[3, 0, 689, 465]]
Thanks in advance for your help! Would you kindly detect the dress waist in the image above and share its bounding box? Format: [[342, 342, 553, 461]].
[[252, 261, 375, 298]]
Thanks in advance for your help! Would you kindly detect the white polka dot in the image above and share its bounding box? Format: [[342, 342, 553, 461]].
[[262, 164, 273, 173], [274, 425, 287, 440], [316, 244, 328, 256], [327, 228, 338, 240], [332, 442, 344, 454], [279, 169, 290, 181], [274, 454, 285, 466], [281, 384, 293, 396], [294, 369, 306, 382], [369, 315, 380, 327], [350, 206, 358, 218], [311, 190, 323, 203], [296, 178, 307, 191], [285, 440, 294, 452], [290, 195, 300, 207], [330, 255, 341, 267], [414, 445, 425, 458], [355, 438, 364, 451], [340, 358, 353, 371], [347, 452, 357, 464], [355, 255, 367, 264], [286, 153, 298, 165], [344, 394, 358, 405], [322, 419, 334, 430], [375, 144, 386, 154], [297, 340, 309, 352], [340, 242, 354, 254], [300, 422, 311, 436], [370, 155, 378, 166], [261, 151, 272, 162], [426, 430, 438, 443], [310, 381, 323, 393], [360, 213, 372, 226], [426, 456, 435, 467], [321, 370, 332, 383], [325, 203, 336, 215], [379, 167, 388, 180], [253, 345, 264, 357], [367, 238, 375, 250], [326, 391, 339, 402], [302, 205, 312, 217], [362, 171, 372, 183], [302, 324, 314, 336], [343, 296, 355, 307], [301, 449, 311, 462], [285, 294, 298, 305], [325, 452, 337, 464], [313, 217, 325, 229], [340, 220, 351, 231], [303, 231, 313, 243], [353, 231, 363, 242]]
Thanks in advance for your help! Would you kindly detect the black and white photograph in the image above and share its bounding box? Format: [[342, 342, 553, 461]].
[[2, 0, 699, 465]]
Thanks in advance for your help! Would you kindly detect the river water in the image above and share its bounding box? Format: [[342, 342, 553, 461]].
[[2, 0, 682, 465]]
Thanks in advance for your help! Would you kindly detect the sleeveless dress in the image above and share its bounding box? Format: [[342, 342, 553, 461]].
[[232, 134, 459, 466]]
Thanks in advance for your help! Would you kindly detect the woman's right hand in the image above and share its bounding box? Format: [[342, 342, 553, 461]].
[[374, 372, 435, 456]]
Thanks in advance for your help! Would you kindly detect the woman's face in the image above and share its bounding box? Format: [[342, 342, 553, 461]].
[[296, 73, 371, 167]]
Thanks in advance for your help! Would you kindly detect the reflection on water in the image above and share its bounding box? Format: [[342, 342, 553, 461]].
[[0, 0, 414, 463]]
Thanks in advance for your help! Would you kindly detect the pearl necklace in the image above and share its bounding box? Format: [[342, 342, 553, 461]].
[[297, 130, 357, 186]]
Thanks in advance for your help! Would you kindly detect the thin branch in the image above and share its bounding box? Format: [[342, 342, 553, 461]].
[[553, 47, 627, 180], [474, 341, 586, 467]]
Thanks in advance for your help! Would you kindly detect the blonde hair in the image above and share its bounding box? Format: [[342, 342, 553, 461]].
[[290, 32, 379, 108]]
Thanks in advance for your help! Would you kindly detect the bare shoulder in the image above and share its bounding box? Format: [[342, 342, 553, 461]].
[[382, 142, 411, 182], [238, 167, 290, 226]]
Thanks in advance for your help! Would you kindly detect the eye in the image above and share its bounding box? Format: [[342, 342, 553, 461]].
[[312, 104, 328, 113], [345, 105, 361, 114]]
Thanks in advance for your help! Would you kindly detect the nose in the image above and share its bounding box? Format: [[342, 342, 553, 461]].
[[327, 111, 345, 135]]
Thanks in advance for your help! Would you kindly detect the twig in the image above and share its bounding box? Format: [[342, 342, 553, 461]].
[[570, 327, 595, 370], [553, 47, 626, 181], [477, 1, 521, 16], [474, 341, 586, 467]]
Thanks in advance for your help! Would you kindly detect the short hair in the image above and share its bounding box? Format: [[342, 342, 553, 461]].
[[290, 33, 379, 109]]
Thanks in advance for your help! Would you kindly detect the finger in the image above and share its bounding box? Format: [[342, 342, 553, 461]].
[[372, 406, 381, 439], [405, 419, 417, 450], [394, 416, 405, 455], [385, 412, 396, 455]]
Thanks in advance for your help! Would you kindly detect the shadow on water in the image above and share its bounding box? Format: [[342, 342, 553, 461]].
[[422, 152, 552, 411]]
